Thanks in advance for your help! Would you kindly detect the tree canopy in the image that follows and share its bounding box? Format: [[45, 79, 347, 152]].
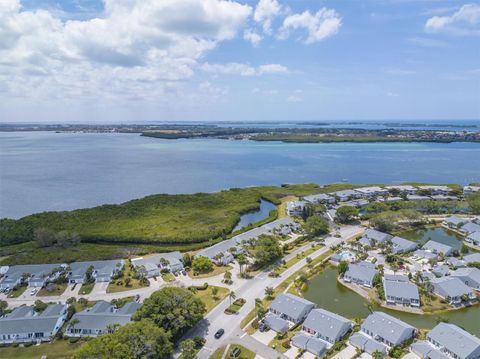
[[253, 235, 282, 267], [335, 206, 359, 224], [74, 319, 173, 359], [192, 256, 214, 273], [132, 287, 206, 339], [303, 216, 330, 237]]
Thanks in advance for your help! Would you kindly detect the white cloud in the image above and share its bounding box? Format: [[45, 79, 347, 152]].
[[279, 8, 342, 44], [287, 95, 302, 102], [201, 62, 288, 76], [243, 29, 263, 46], [425, 4, 480, 35], [0, 0, 252, 108], [254, 0, 283, 34]]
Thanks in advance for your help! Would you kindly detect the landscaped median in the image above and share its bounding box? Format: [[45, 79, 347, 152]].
[[211, 344, 255, 359], [188, 283, 230, 313], [224, 298, 246, 314]]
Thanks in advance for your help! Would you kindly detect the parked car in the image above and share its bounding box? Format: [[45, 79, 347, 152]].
[[230, 347, 241, 358], [214, 328, 225, 339], [30, 288, 37, 296], [135, 294, 140, 302]]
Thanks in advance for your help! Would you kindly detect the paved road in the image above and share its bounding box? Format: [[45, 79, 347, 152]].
[[185, 225, 364, 359]]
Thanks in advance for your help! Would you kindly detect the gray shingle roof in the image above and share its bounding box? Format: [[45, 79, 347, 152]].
[[461, 222, 480, 234], [264, 314, 288, 333], [302, 308, 352, 342], [464, 253, 480, 264], [390, 236, 417, 253], [361, 312, 415, 345], [422, 241, 453, 255], [350, 332, 388, 355], [432, 277, 474, 298], [444, 216, 466, 226], [344, 263, 378, 284], [0, 304, 66, 336], [362, 229, 392, 244], [383, 279, 420, 302], [411, 341, 449, 359], [269, 293, 314, 322], [69, 301, 141, 333], [428, 323, 480, 359], [451, 267, 480, 289]]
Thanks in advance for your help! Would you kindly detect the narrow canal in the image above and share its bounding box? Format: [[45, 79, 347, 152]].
[[232, 199, 276, 232]]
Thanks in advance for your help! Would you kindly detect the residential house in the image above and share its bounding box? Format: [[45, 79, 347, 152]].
[[350, 312, 415, 355], [446, 257, 465, 268], [343, 262, 378, 288], [334, 189, 362, 202], [464, 186, 480, 196], [265, 293, 315, 332], [431, 277, 476, 305], [460, 222, 480, 236], [463, 253, 480, 265], [451, 267, 480, 290], [406, 195, 431, 201], [418, 186, 451, 195], [287, 201, 308, 217], [358, 229, 392, 247], [0, 304, 67, 344], [304, 193, 336, 205], [131, 251, 184, 278], [390, 236, 417, 254], [354, 187, 389, 198], [443, 216, 467, 230], [68, 260, 124, 284], [0, 264, 65, 290], [413, 250, 438, 262], [66, 301, 141, 337], [430, 195, 458, 201], [466, 231, 480, 245], [432, 265, 450, 278], [422, 240, 454, 257], [383, 275, 420, 307], [292, 308, 352, 357], [412, 323, 480, 359], [385, 185, 418, 195]]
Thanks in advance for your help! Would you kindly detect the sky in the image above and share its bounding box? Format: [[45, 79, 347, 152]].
[[0, 0, 479, 123]]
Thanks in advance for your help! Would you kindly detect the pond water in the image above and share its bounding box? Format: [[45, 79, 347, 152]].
[[399, 227, 471, 252], [232, 199, 276, 232], [303, 267, 480, 335]]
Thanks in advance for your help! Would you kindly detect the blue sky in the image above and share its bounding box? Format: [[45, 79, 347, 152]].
[[1, 0, 479, 123]]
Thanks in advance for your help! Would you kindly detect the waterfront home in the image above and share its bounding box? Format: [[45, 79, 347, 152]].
[[131, 251, 184, 278], [422, 240, 454, 256], [464, 253, 480, 265], [443, 215, 466, 229], [350, 312, 415, 355], [303, 193, 336, 204], [430, 195, 458, 201], [390, 236, 417, 254], [385, 185, 418, 195], [431, 277, 476, 305], [418, 186, 451, 195], [286, 200, 307, 217], [334, 189, 362, 202], [343, 261, 378, 288], [265, 293, 314, 332], [460, 222, 480, 236], [66, 301, 141, 337], [451, 268, 480, 290], [0, 264, 66, 290], [195, 239, 237, 265], [411, 323, 480, 359], [68, 260, 124, 284], [466, 231, 480, 245], [0, 304, 67, 344], [358, 229, 392, 247], [464, 186, 480, 196], [354, 187, 389, 198], [383, 275, 420, 307], [292, 308, 352, 356]]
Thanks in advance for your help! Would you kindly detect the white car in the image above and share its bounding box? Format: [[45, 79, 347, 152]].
[[30, 288, 37, 296]]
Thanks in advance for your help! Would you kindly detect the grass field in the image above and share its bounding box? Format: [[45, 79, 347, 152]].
[[106, 261, 149, 293], [7, 285, 27, 298], [161, 272, 175, 282], [0, 340, 83, 359], [211, 344, 255, 359], [193, 285, 230, 313], [78, 282, 94, 295], [37, 283, 68, 296], [188, 265, 232, 279]]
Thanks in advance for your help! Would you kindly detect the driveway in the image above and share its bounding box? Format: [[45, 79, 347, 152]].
[[284, 346, 299, 359], [251, 329, 276, 345], [332, 344, 357, 359]]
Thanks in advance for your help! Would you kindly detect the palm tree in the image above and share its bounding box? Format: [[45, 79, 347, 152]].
[[228, 291, 236, 305], [265, 286, 274, 298], [237, 254, 248, 274], [68, 318, 80, 334], [372, 350, 383, 359]]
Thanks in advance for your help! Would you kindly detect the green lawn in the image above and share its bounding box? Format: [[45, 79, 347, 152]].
[[193, 285, 230, 313], [211, 344, 255, 359], [161, 272, 176, 282], [78, 282, 95, 295], [0, 340, 84, 359], [37, 283, 68, 296], [106, 261, 149, 293], [8, 285, 27, 298], [188, 265, 232, 279], [225, 299, 245, 314]]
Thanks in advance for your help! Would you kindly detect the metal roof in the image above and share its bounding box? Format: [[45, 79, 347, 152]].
[[361, 312, 415, 345], [269, 293, 314, 322], [303, 308, 352, 341], [428, 323, 480, 359]]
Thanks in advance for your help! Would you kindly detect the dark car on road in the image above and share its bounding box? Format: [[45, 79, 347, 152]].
[[214, 329, 225, 339]]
